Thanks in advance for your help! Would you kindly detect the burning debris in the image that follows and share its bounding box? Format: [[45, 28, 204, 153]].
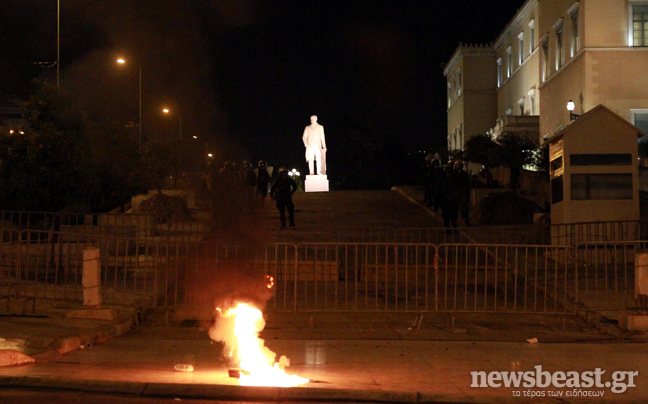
[[210, 302, 308, 387]]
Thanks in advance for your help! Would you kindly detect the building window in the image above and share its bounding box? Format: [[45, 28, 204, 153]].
[[570, 153, 632, 166], [457, 70, 462, 96], [554, 19, 564, 69], [571, 174, 633, 200], [497, 58, 502, 87], [551, 175, 564, 204], [528, 89, 536, 115], [518, 32, 524, 64], [569, 4, 580, 56], [632, 4, 648, 46], [447, 82, 451, 108], [541, 34, 549, 81], [507, 46, 513, 77], [632, 110, 648, 133], [458, 124, 463, 150], [529, 20, 535, 53]]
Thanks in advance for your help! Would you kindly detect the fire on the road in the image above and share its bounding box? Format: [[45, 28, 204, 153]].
[[212, 302, 308, 387]]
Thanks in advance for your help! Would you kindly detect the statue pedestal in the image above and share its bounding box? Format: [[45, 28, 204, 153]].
[[304, 175, 329, 192]]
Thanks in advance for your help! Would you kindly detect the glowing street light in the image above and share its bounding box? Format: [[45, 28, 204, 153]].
[[161, 107, 182, 139], [116, 57, 142, 146], [567, 100, 580, 121]]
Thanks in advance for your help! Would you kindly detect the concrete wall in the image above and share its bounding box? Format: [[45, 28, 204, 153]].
[[464, 93, 497, 141], [538, 54, 586, 137], [584, 50, 648, 120], [497, 51, 540, 118], [583, 0, 628, 47]]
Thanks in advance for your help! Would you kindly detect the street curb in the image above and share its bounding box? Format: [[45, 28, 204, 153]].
[[0, 314, 136, 367], [0, 375, 429, 403], [47, 315, 134, 356]]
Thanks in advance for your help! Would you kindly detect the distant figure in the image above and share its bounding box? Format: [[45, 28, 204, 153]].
[[453, 160, 471, 226], [302, 115, 327, 175], [242, 160, 256, 210], [270, 167, 298, 229], [424, 157, 443, 212], [256, 160, 271, 206], [440, 163, 459, 229]]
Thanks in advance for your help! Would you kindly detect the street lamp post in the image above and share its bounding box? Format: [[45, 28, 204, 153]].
[[567, 100, 580, 121], [117, 58, 142, 146]]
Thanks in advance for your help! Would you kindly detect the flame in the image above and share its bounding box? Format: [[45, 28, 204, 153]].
[[220, 303, 308, 387]]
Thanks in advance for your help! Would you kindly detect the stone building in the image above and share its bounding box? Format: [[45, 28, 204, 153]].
[[445, 0, 648, 149]]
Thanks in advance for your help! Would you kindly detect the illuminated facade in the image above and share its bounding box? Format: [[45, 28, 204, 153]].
[[445, 0, 648, 149]]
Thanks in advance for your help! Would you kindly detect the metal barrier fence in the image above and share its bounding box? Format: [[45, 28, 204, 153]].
[[573, 241, 648, 312], [1, 230, 645, 314], [0, 210, 210, 242]]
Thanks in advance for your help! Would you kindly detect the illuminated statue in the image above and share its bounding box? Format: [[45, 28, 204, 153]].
[[302, 115, 327, 175]]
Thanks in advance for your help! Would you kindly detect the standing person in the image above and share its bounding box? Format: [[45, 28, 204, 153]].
[[242, 160, 256, 211], [256, 160, 271, 206], [454, 160, 471, 226], [428, 158, 443, 211], [302, 115, 327, 175], [270, 167, 298, 229], [440, 163, 460, 230]]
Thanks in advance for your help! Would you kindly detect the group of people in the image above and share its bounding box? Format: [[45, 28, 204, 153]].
[[423, 157, 471, 229], [213, 160, 297, 229]]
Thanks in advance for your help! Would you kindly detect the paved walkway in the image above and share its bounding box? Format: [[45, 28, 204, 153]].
[[0, 324, 646, 403], [0, 189, 646, 403]]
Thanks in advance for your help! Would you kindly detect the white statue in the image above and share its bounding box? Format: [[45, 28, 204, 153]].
[[302, 115, 327, 175]]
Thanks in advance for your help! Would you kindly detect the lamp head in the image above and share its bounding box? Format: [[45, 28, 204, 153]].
[[566, 100, 575, 112]]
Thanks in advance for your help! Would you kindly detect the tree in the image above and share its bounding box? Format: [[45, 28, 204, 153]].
[[0, 80, 142, 212], [0, 82, 93, 211], [463, 133, 498, 187], [493, 132, 537, 194]]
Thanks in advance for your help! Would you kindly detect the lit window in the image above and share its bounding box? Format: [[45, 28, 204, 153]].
[[518, 32, 524, 64], [633, 4, 648, 46], [554, 19, 564, 69], [457, 70, 462, 95], [632, 110, 648, 133], [497, 58, 502, 87], [528, 89, 536, 115], [447, 82, 452, 108], [528, 20, 535, 53], [541, 34, 549, 81], [569, 4, 580, 56], [507, 46, 513, 77]]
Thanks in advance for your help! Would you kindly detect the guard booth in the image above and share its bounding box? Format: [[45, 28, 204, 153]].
[[546, 105, 644, 246]]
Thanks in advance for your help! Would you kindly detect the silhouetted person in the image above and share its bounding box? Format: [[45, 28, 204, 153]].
[[426, 158, 443, 211], [453, 160, 471, 226], [256, 160, 271, 206], [270, 168, 297, 228], [242, 160, 256, 210], [440, 163, 459, 229]]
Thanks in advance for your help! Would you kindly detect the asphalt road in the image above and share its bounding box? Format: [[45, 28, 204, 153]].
[[1, 389, 379, 404]]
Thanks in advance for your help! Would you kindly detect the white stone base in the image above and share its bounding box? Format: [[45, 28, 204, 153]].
[[305, 175, 329, 192]]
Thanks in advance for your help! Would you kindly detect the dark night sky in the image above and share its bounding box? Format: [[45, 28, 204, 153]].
[[0, 0, 525, 175]]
